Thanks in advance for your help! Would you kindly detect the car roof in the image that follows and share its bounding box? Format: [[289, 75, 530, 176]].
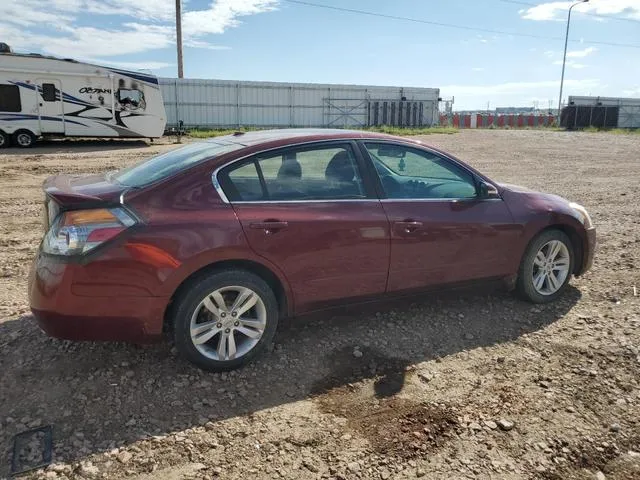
[[205, 128, 427, 148]]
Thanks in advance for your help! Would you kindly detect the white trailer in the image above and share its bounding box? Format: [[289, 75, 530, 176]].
[[0, 49, 166, 147]]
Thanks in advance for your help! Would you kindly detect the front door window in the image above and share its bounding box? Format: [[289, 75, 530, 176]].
[[363, 143, 477, 200]]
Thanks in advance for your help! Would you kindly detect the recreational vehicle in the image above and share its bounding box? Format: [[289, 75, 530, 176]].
[[0, 45, 166, 147]]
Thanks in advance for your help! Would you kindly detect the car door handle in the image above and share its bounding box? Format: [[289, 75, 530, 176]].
[[395, 220, 423, 233], [249, 221, 289, 232]]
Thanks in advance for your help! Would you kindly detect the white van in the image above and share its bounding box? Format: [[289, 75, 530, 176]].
[[0, 46, 166, 147]]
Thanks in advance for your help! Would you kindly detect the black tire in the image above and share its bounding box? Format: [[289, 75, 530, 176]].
[[172, 269, 279, 371], [516, 229, 574, 303], [0, 130, 8, 148], [13, 130, 36, 148]]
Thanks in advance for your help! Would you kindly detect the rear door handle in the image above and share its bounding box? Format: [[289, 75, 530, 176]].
[[250, 221, 289, 232], [395, 220, 423, 233]]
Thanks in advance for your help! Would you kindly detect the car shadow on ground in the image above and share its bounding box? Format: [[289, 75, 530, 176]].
[[0, 139, 154, 155], [0, 284, 581, 475]]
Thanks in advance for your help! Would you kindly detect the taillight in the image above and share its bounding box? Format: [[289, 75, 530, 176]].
[[42, 208, 136, 256]]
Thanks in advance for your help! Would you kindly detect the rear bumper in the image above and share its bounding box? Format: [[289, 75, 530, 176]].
[[577, 227, 596, 276], [28, 252, 168, 342]]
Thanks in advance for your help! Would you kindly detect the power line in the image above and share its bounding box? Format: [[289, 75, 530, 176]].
[[283, 0, 640, 49], [498, 0, 640, 25]]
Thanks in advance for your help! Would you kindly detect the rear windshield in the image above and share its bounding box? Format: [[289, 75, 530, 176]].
[[112, 142, 243, 187]]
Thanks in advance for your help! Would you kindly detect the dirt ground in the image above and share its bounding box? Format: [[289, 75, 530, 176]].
[[0, 130, 639, 480]]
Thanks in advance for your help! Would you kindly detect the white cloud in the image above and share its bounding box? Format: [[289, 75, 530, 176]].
[[622, 87, 640, 96], [80, 58, 175, 70], [521, 0, 640, 21], [184, 0, 279, 36], [183, 39, 232, 50], [566, 47, 597, 58], [1, 23, 175, 57], [472, 67, 486, 72], [0, 0, 279, 61], [553, 60, 588, 69], [84, 0, 176, 22], [0, 0, 75, 27]]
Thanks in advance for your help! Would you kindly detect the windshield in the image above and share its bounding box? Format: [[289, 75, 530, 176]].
[[112, 142, 243, 187]]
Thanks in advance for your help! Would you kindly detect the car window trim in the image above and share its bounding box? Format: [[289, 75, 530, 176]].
[[214, 139, 377, 203], [356, 139, 501, 202]]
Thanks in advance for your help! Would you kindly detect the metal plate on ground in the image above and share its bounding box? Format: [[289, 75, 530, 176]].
[[10, 425, 53, 476]]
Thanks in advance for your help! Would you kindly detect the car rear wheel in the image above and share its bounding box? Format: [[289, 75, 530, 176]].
[[172, 269, 278, 371], [516, 229, 574, 303], [13, 130, 36, 148], [0, 130, 8, 148]]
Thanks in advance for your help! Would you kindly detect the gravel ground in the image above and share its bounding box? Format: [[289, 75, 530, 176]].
[[0, 130, 639, 480]]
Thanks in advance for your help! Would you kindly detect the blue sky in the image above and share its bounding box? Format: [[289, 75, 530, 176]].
[[2, 0, 639, 109]]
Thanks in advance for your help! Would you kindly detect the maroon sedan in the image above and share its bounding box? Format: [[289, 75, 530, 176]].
[[29, 129, 595, 371]]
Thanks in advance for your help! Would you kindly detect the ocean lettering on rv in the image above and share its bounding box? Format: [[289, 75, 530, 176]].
[[79, 87, 112, 94]]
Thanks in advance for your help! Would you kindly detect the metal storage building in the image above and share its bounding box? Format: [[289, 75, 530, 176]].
[[159, 78, 440, 129], [563, 96, 640, 128]]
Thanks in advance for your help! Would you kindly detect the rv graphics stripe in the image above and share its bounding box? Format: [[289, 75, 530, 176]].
[[9, 81, 94, 108], [0, 112, 87, 126]]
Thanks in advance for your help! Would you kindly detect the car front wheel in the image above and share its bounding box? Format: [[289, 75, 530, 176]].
[[172, 269, 279, 371], [516, 229, 574, 303]]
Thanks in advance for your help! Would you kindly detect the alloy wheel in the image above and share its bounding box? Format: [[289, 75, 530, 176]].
[[189, 286, 267, 361], [532, 240, 570, 295]]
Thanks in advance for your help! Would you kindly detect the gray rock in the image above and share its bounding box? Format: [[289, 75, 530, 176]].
[[497, 419, 515, 431], [484, 420, 498, 430], [609, 423, 621, 432], [303, 459, 319, 473], [353, 349, 363, 358], [79, 462, 99, 477], [595, 472, 606, 480], [117, 451, 133, 464], [348, 461, 361, 473]]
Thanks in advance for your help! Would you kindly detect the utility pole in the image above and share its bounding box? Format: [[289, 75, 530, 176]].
[[557, 0, 588, 118], [176, 0, 184, 78]]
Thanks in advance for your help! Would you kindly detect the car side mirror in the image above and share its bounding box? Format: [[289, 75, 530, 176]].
[[478, 181, 500, 199]]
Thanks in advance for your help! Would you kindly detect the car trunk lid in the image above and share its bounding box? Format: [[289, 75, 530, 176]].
[[42, 173, 127, 230]]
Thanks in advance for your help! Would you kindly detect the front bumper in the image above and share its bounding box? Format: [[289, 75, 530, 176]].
[[577, 227, 596, 276], [28, 252, 168, 342]]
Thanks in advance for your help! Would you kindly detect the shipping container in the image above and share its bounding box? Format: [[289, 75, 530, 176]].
[[159, 78, 440, 129], [565, 96, 640, 129]]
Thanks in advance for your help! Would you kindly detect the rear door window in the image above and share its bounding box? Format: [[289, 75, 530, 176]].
[[220, 143, 366, 202]]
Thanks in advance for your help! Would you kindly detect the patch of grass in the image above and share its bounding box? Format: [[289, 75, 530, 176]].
[[186, 126, 459, 138], [580, 127, 640, 134], [363, 126, 458, 136]]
